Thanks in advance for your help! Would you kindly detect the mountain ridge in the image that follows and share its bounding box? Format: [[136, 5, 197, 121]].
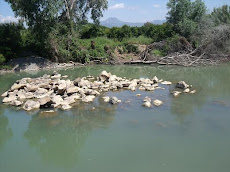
[[100, 17, 166, 28]]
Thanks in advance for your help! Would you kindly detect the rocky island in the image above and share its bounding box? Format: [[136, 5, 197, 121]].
[[1, 71, 196, 111]]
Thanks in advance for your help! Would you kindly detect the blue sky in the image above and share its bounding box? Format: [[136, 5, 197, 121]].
[[1, 0, 230, 23]]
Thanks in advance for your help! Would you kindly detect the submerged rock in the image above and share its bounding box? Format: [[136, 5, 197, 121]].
[[143, 96, 151, 103], [161, 81, 172, 85], [190, 90, 196, 94], [61, 104, 72, 110], [172, 91, 182, 97]]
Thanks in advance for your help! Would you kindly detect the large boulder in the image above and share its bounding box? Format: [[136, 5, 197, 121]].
[[99, 71, 111, 82], [176, 81, 189, 89], [82, 95, 96, 103], [1, 91, 8, 97], [38, 96, 52, 108], [2, 96, 17, 103], [51, 95, 64, 107], [11, 100, 23, 106], [66, 86, 80, 95], [34, 88, 48, 98], [26, 84, 39, 92], [23, 100, 40, 111], [10, 83, 26, 91]]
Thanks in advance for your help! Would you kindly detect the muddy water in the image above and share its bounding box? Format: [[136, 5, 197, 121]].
[[0, 64, 230, 172]]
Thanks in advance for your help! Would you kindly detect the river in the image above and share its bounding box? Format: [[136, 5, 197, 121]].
[[0, 64, 230, 172]]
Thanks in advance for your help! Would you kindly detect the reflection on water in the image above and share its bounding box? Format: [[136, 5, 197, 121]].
[[0, 64, 230, 172], [0, 105, 13, 151], [24, 99, 116, 167]]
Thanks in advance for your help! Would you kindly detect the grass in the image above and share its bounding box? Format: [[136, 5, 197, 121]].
[[124, 36, 153, 45]]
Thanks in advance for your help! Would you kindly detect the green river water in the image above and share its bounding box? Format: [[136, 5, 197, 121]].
[[0, 65, 230, 172]]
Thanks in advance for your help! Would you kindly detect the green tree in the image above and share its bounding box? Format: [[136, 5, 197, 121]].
[[5, 0, 108, 35], [167, 0, 206, 37], [211, 5, 230, 25]]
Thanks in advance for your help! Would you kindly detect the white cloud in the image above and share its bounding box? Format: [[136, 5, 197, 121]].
[[109, 3, 125, 10], [153, 4, 161, 8], [0, 15, 19, 23]]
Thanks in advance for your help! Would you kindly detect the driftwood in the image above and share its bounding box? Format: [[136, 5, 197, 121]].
[[139, 38, 222, 67]]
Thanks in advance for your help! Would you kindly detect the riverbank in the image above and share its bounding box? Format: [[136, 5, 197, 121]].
[[0, 56, 84, 75], [1, 55, 229, 76]]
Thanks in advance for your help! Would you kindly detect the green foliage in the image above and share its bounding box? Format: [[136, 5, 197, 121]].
[[142, 23, 174, 41], [124, 43, 139, 54], [0, 65, 12, 70], [0, 23, 24, 60], [79, 24, 108, 39], [211, 5, 230, 25], [151, 50, 165, 57], [125, 36, 153, 45], [0, 54, 6, 64], [107, 25, 132, 41], [167, 0, 206, 38]]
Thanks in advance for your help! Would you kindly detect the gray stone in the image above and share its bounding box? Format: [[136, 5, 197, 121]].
[[176, 81, 189, 89], [23, 100, 40, 111], [110, 97, 121, 104]]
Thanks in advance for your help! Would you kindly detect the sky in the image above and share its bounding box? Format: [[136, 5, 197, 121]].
[[1, 0, 230, 23]]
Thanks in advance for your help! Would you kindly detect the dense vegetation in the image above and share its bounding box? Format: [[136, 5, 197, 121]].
[[0, 0, 229, 67]]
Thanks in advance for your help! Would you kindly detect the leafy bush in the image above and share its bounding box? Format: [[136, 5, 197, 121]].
[[124, 43, 139, 54], [0, 23, 24, 60], [151, 50, 165, 57], [0, 54, 6, 64]]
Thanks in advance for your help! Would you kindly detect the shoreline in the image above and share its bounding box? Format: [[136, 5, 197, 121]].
[[1, 56, 229, 76]]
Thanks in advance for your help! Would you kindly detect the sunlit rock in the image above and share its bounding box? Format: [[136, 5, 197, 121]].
[[99, 70, 111, 82], [23, 100, 40, 111], [183, 88, 190, 93], [102, 96, 110, 102], [110, 97, 121, 104], [143, 96, 151, 103], [190, 90, 197, 94], [161, 81, 172, 85], [82, 95, 96, 103], [153, 99, 163, 106], [143, 101, 151, 108], [1, 91, 8, 97], [176, 81, 189, 89], [2, 96, 17, 103], [172, 91, 182, 97]]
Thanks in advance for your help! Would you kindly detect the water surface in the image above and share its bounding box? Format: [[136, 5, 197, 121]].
[[0, 65, 230, 172]]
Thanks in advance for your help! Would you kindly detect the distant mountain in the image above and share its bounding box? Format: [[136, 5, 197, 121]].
[[100, 17, 166, 28]]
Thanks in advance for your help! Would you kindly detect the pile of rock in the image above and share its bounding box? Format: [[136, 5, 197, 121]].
[[1, 70, 196, 111]]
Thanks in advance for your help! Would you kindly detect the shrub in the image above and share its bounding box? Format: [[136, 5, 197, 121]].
[[124, 43, 139, 54], [0, 54, 6, 64]]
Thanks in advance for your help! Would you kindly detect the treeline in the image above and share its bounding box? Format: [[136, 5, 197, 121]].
[[0, 0, 230, 66]]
